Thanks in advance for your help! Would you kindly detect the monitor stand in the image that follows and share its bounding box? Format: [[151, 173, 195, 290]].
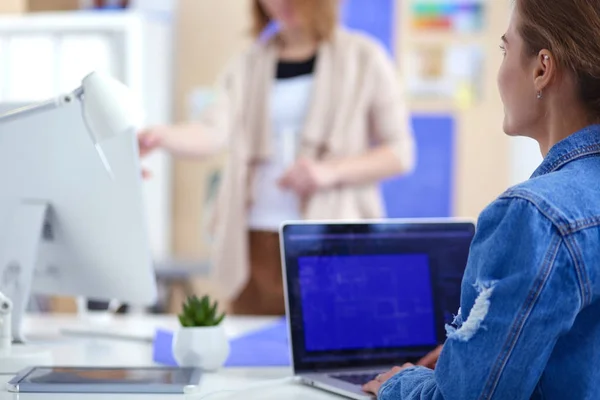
[[0, 200, 53, 373]]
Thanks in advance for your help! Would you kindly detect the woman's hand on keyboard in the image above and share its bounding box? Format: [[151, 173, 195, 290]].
[[362, 364, 413, 395]]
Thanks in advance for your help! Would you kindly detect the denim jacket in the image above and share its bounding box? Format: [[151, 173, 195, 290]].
[[379, 125, 600, 400]]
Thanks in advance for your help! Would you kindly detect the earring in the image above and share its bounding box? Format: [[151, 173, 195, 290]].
[[537, 90, 543, 99], [544, 55, 549, 60]]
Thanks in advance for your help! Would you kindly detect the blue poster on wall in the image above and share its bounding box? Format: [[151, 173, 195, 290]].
[[382, 115, 455, 218], [342, 0, 454, 218], [341, 0, 396, 55]]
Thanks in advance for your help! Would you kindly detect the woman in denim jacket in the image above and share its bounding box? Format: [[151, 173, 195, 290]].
[[364, 0, 600, 399]]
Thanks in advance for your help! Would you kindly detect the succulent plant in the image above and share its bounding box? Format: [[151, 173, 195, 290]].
[[178, 295, 225, 327]]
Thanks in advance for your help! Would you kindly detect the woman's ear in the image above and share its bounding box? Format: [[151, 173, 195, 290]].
[[533, 50, 555, 96]]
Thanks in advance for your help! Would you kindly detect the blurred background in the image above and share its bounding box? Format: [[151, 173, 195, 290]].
[[0, 0, 542, 314]]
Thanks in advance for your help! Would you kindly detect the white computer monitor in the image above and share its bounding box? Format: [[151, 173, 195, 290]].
[[0, 84, 157, 347]]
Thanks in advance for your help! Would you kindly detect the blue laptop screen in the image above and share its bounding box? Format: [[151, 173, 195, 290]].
[[282, 222, 475, 372], [299, 254, 437, 352]]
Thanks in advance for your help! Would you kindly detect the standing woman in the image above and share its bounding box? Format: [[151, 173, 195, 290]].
[[139, 0, 415, 315]]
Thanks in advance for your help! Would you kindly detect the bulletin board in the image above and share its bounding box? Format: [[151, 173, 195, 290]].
[[341, 0, 396, 55], [382, 114, 455, 218]]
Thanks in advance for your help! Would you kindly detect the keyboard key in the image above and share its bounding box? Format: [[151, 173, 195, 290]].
[[331, 373, 381, 385]]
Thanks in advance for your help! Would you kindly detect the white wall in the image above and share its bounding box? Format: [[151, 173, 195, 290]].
[[509, 136, 543, 186]]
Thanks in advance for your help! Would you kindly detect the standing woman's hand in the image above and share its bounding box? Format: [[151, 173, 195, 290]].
[[278, 158, 340, 198], [137, 126, 165, 179]]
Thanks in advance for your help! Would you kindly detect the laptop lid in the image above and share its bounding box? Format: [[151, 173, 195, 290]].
[[281, 220, 475, 373]]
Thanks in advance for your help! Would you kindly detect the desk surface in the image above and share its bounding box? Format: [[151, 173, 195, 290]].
[[0, 314, 338, 400]]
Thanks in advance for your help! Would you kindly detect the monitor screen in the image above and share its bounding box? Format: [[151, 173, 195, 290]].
[[282, 222, 475, 372], [299, 254, 437, 352]]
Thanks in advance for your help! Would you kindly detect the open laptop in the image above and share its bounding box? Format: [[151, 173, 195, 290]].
[[280, 220, 476, 399]]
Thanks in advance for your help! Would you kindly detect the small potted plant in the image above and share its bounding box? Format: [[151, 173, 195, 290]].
[[172, 295, 230, 371]]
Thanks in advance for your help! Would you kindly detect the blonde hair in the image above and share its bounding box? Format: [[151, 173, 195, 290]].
[[251, 0, 339, 41]]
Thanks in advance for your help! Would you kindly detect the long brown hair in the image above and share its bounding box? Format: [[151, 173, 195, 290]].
[[517, 0, 600, 117], [251, 0, 339, 41]]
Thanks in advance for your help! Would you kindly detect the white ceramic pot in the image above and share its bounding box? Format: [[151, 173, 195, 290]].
[[172, 324, 230, 371]]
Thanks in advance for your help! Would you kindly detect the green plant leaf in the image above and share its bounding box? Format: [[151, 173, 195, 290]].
[[194, 303, 207, 326], [209, 301, 218, 320], [191, 295, 201, 309], [213, 313, 225, 326], [178, 315, 193, 327], [187, 296, 197, 312], [201, 296, 210, 313], [182, 302, 192, 318], [179, 294, 227, 327]]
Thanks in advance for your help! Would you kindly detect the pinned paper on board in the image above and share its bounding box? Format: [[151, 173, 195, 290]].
[[405, 43, 484, 106], [411, 0, 486, 33]]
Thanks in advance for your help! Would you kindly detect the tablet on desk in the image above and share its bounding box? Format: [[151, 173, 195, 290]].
[[6, 366, 202, 394]]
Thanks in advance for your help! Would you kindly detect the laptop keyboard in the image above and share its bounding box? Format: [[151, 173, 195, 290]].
[[330, 373, 381, 385]]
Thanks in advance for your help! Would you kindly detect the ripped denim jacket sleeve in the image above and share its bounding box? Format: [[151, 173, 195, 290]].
[[378, 197, 582, 400]]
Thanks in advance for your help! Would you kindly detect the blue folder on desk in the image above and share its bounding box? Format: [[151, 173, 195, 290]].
[[153, 319, 291, 367]]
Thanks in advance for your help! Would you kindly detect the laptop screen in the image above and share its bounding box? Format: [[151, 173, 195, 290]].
[[282, 221, 475, 372]]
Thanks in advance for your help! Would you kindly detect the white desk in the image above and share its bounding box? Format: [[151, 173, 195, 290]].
[[0, 314, 337, 399]]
